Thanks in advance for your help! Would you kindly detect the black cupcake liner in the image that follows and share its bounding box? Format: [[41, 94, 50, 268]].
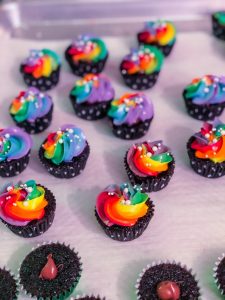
[[212, 14, 225, 40], [109, 118, 152, 140], [72, 295, 105, 300], [136, 261, 201, 300], [20, 66, 60, 91], [183, 92, 225, 121], [0, 185, 56, 238], [0, 268, 19, 300], [124, 152, 175, 192], [70, 95, 112, 120], [19, 242, 82, 300], [213, 253, 225, 296], [65, 46, 108, 76], [0, 151, 30, 178], [187, 137, 225, 178], [10, 104, 53, 134], [95, 199, 154, 242], [137, 35, 175, 57], [39, 143, 90, 179], [120, 69, 159, 90]]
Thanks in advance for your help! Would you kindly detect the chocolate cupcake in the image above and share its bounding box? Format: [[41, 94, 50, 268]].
[[137, 20, 176, 57], [0, 268, 18, 299], [0, 180, 56, 238], [120, 45, 164, 90], [183, 75, 225, 121], [213, 253, 225, 296], [19, 242, 82, 300], [72, 295, 105, 300], [95, 183, 154, 242], [39, 124, 90, 178], [187, 119, 225, 178], [125, 140, 175, 192], [107, 92, 154, 140], [136, 261, 201, 299], [9, 87, 53, 134], [70, 73, 115, 120], [20, 49, 61, 91], [0, 127, 32, 177], [65, 35, 108, 76], [212, 11, 225, 40]]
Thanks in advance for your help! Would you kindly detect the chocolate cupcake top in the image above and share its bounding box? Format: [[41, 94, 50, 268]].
[[0, 180, 49, 226], [42, 124, 87, 165], [213, 253, 225, 295], [21, 49, 61, 79], [127, 141, 173, 177], [120, 45, 164, 75], [138, 20, 176, 46], [189, 119, 225, 163], [183, 75, 225, 105], [19, 242, 82, 299], [10, 87, 53, 123], [136, 261, 201, 300], [67, 35, 108, 63], [0, 268, 18, 299], [70, 73, 115, 104], [0, 127, 32, 162], [213, 11, 225, 25], [107, 93, 154, 126], [96, 183, 150, 227]]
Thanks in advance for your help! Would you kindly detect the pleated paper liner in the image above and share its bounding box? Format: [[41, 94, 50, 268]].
[[213, 252, 225, 296], [212, 14, 225, 40], [0, 267, 19, 300], [71, 295, 105, 300]]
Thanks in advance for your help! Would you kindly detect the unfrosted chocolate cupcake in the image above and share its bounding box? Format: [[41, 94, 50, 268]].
[[212, 11, 225, 40], [19, 242, 82, 300], [213, 253, 225, 296], [0, 268, 18, 299], [136, 261, 201, 299]]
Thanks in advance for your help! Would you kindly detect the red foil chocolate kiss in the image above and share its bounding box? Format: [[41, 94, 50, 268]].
[[39, 254, 60, 280], [157, 281, 180, 300]]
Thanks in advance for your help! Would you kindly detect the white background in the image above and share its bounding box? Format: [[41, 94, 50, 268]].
[[0, 31, 225, 299]]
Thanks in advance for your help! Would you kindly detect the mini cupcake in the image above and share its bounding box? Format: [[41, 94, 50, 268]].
[[9, 87, 53, 134], [0, 127, 32, 177], [65, 35, 108, 76], [120, 45, 164, 90], [107, 93, 154, 140], [137, 20, 176, 57], [0, 180, 56, 238], [19, 242, 82, 300], [212, 11, 225, 40], [136, 261, 201, 299], [39, 124, 90, 178], [187, 119, 225, 178], [125, 140, 175, 192], [0, 268, 18, 299], [95, 183, 154, 242], [70, 73, 115, 120], [20, 49, 61, 91], [183, 75, 225, 121], [213, 253, 225, 296]]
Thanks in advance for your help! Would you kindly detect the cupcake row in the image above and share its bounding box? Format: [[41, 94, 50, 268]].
[[2, 241, 225, 300]]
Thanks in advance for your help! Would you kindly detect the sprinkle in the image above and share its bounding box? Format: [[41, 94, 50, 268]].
[[213, 138, 218, 143], [121, 199, 126, 204], [146, 152, 152, 157], [204, 87, 209, 93], [7, 186, 13, 192], [13, 203, 17, 207], [221, 130, 225, 135], [27, 187, 33, 193], [125, 200, 131, 205], [137, 146, 142, 151], [5, 134, 10, 139], [23, 202, 28, 207], [6, 196, 11, 200], [123, 188, 129, 193], [205, 133, 210, 138], [152, 146, 158, 152], [58, 139, 63, 144]]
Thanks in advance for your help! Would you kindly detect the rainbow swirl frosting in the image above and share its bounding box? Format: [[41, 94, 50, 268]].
[[0, 180, 48, 226], [214, 11, 225, 25], [70, 73, 115, 104], [21, 49, 61, 79], [184, 75, 225, 105], [0, 127, 32, 162], [107, 93, 154, 126], [121, 45, 164, 75], [42, 124, 87, 165], [190, 119, 225, 163], [127, 141, 173, 177], [138, 20, 176, 46], [10, 87, 53, 122], [96, 183, 149, 227], [68, 35, 108, 63]]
